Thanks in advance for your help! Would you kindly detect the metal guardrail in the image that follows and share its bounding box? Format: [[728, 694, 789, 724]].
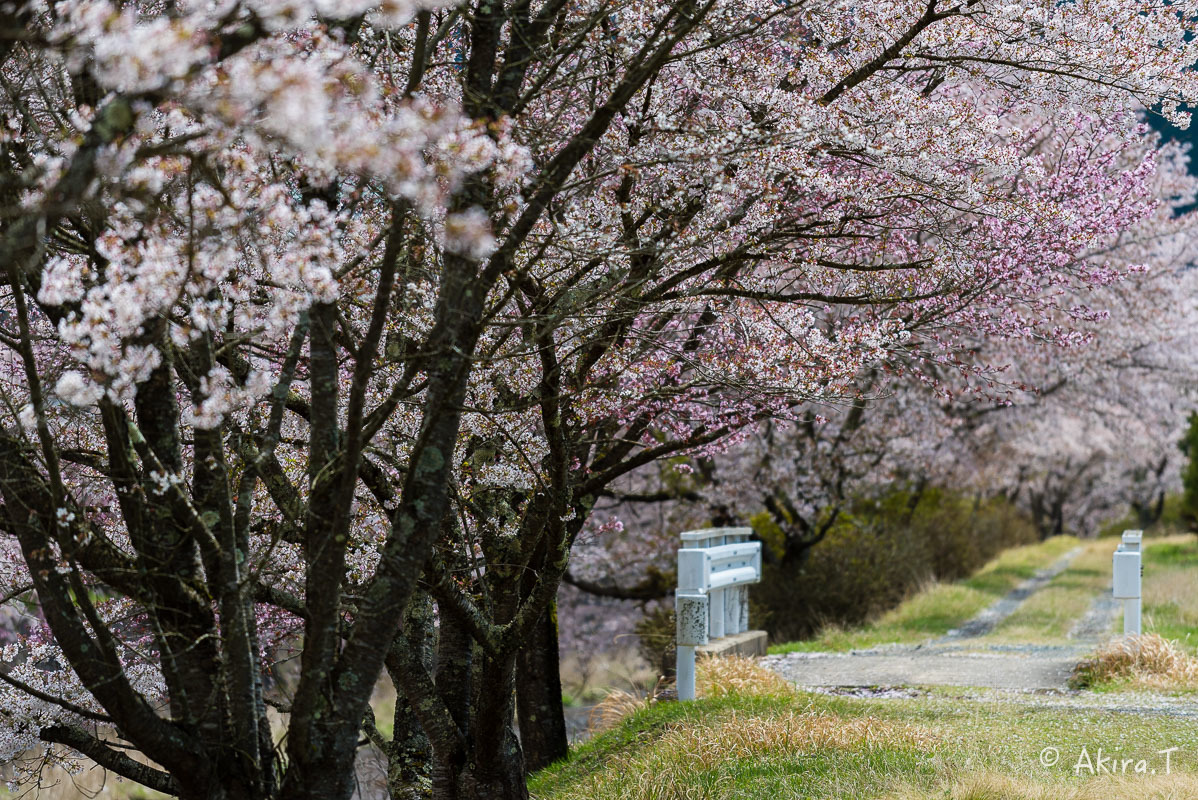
[[675, 527, 762, 700]]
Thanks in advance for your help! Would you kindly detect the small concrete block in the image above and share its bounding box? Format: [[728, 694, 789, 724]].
[[697, 630, 768, 658]]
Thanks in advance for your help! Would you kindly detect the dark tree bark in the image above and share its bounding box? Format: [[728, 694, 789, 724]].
[[516, 600, 569, 772], [383, 591, 436, 799]]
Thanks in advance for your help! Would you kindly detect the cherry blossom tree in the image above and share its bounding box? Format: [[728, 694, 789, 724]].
[[2, 0, 1198, 799]]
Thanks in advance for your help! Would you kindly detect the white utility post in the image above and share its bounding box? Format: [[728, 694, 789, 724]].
[[1112, 529, 1143, 636], [675, 527, 762, 701]]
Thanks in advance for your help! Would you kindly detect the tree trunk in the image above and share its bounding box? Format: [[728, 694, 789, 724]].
[[441, 653, 528, 800], [516, 600, 569, 772], [431, 743, 527, 800], [386, 591, 436, 799]]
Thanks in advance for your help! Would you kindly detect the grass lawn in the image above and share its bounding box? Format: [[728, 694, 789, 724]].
[[532, 675, 1198, 800], [769, 536, 1082, 654]]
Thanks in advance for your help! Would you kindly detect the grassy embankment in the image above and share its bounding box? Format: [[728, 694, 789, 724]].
[[533, 535, 1198, 799], [532, 657, 1198, 800], [1135, 536, 1198, 652]]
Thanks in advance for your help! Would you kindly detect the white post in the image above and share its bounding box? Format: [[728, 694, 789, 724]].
[[675, 591, 708, 702], [726, 528, 743, 635], [1113, 530, 1143, 636], [676, 645, 696, 701], [1124, 599, 1142, 636]]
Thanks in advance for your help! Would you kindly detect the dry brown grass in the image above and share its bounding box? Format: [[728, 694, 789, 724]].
[[1070, 633, 1198, 689], [1144, 568, 1198, 614], [587, 655, 793, 734], [693, 654, 794, 699], [886, 770, 1198, 800], [1144, 568, 1198, 644], [567, 710, 939, 800], [659, 709, 938, 764], [587, 688, 652, 734]]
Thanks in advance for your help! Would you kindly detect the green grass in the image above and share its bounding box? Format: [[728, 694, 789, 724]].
[[531, 684, 1198, 800], [531, 692, 929, 800], [1136, 535, 1198, 653], [769, 536, 1081, 654], [1143, 537, 1198, 568]]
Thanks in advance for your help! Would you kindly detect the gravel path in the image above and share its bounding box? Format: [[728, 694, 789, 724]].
[[762, 645, 1087, 690], [761, 546, 1110, 691], [807, 684, 1198, 719], [961, 687, 1198, 719]]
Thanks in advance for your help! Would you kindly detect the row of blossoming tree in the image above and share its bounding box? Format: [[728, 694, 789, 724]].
[[1, 0, 1198, 798], [564, 126, 1198, 726], [613, 138, 1198, 564]]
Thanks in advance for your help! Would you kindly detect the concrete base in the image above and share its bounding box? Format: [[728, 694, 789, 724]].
[[697, 630, 768, 659]]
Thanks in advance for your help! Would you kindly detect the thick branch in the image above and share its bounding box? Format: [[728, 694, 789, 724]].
[[40, 725, 180, 795]]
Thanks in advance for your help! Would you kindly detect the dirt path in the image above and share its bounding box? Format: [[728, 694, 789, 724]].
[[761, 546, 1121, 691], [762, 643, 1086, 690], [938, 547, 1084, 640], [1069, 586, 1123, 640]]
